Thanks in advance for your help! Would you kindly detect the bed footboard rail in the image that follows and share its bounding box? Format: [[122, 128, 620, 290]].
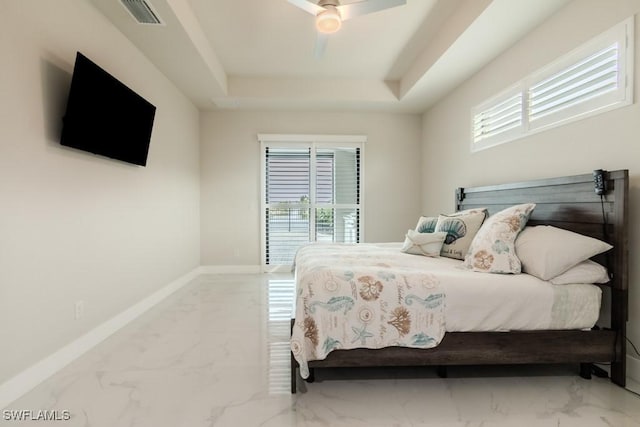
[[306, 330, 618, 368]]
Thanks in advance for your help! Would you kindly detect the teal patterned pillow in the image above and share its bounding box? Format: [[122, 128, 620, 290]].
[[415, 216, 438, 233], [434, 208, 488, 260], [464, 203, 536, 274]]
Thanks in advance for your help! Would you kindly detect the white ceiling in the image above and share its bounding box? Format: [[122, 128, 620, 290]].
[[89, 0, 570, 113]]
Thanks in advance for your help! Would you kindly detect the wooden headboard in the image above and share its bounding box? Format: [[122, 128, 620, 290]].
[[455, 169, 628, 291], [455, 169, 629, 383]]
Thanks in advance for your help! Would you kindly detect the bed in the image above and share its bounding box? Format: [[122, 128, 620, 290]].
[[290, 170, 628, 393]]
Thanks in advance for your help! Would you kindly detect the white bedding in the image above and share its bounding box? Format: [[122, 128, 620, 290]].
[[408, 247, 602, 332], [292, 243, 602, 377]]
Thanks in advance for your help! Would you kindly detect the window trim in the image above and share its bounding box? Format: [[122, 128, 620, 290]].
[[471, 16, 634, 153]]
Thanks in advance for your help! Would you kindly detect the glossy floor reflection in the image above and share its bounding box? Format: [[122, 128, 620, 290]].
[[4, 274, 640, 426]]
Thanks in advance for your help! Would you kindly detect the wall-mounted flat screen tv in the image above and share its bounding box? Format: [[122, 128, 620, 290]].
[[60, 52, 156, 166]]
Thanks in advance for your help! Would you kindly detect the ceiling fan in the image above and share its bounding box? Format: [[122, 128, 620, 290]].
[[288, 0, 407, 57]]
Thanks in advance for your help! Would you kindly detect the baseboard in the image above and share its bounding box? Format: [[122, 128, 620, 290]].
[[200, 265, 261, 274], [0, 267, 202, 410], [627, 354, 640, 393], [261, 265, 294, 273]]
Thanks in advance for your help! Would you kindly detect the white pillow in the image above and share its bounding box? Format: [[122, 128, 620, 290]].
[[401, 230, 447, 257], [549, 260, 610, 285], [515, 225, 613, 281], [464, 203, 536, 274]]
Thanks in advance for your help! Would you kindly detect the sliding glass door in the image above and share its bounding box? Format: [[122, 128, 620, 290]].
[[260, 135, 364, 269]]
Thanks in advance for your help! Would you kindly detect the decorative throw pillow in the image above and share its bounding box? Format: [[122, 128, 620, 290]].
[[401, 230, 447, 257], [433, 208, 488, 260], [549, 260, 610, 285], [415, 216, 438, 233], [464, 203, 536, 274], [515, 225, 613, 281]]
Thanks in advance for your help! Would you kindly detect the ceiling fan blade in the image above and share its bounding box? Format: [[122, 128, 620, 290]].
[[337, 0, 406, 21], [314, 32, 329, 58], [288, 0, 326, 16]]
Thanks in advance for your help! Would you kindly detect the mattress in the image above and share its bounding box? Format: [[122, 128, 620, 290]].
[[295, 243, 601, 333], [418, 250, 602, 332]]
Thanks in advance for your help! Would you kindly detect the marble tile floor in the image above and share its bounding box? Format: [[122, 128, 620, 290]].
[[3, 274, 640, 427]]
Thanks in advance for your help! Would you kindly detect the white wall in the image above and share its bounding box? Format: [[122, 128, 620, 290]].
[[421, 0, 640, 381], [200, 111, 422, 266], [0, 1, 201, 384]]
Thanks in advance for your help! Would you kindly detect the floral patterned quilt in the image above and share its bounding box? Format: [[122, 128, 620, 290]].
[[290, 243, 446, 379]]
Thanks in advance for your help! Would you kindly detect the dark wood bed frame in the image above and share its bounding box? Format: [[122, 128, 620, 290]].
[[291, 169, 629, 393]]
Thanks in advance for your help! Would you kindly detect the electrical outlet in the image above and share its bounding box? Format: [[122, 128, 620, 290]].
[[74, 300, 84, 320]]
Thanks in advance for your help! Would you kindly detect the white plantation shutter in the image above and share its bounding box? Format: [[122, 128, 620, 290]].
[[528, 41, 626, 130], [265, 147, 311, 265], [471, 17, 633, 152], [260, 135, 364, 268], [315, 147, 360, 243], [472, 90, 523, 148]]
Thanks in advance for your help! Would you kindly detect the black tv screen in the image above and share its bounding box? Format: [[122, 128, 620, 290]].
[[60, 52, 156, 166]]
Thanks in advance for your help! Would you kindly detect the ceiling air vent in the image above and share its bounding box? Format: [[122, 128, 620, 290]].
[[120, 0, 164, 25]]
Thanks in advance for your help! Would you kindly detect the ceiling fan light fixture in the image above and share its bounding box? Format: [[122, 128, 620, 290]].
[[316, 7, 342, 34]]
